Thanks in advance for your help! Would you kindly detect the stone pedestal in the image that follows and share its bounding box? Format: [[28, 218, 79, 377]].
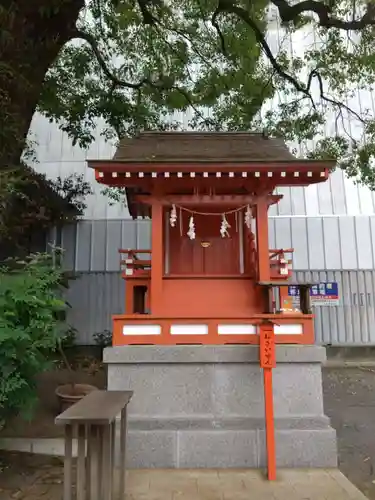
[[104, 345, 337, 468]]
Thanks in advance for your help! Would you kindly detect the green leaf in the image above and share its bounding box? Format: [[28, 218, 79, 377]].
[[0, 251, 75, 424]]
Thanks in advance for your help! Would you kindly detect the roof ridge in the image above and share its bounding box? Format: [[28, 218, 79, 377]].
[[138, 131, 266, 137], [114, 132, 296, 162]]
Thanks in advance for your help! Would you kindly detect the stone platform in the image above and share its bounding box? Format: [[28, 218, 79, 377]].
[[104, 345, 337, 469]]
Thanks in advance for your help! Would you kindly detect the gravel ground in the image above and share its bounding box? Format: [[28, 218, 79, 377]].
[[323, 367, 375, 499]]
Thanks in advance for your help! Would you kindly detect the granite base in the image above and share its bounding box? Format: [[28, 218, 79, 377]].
[[104, 345, 337, 468]]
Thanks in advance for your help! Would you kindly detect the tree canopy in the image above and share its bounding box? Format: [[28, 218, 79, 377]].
[[2, 0, 375, 188]]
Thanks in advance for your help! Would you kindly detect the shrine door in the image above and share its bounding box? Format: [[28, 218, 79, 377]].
[[168, 212, 241, 275]]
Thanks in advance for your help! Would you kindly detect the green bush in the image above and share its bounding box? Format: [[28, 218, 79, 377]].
[[0, 252, 68, 425], [93, 329, 112, 349]]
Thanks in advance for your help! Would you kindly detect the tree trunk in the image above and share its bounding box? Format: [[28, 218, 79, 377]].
[[0, 0, 84, 171]]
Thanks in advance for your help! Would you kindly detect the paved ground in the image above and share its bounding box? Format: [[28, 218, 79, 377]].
[[1, 366, 375, 499], [0, 454, 368, 500], [126, 469, 367, 499]]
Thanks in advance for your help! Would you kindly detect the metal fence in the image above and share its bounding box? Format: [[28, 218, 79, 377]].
[[294, 270, 375, 345]]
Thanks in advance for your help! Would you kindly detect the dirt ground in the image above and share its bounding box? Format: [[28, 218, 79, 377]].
[[1, 365, 375, 498], [0, 452, 66, 499], [0, 354, 106, 439]]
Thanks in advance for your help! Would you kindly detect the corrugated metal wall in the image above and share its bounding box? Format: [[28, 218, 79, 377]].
[[57, 216, 375, 272], [294, 271, 375, 345], [65, 273, 124, 345]]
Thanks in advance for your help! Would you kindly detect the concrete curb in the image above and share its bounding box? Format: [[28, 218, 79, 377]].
[[0, 437, 74, 456], [324, 360, 375, 368]]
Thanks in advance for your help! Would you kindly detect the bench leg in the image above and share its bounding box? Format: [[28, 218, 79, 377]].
[[63, 425, 73, 500], [76, 424, 86, 500], [88, 424, 102, 500], [119, 407, 127, 500], [86, 425, 91, 500], [111, 420, 116, 498], [101, 424, 112, 500]]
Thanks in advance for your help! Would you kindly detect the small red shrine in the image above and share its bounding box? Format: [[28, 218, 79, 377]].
[[89, 132, 334, 347], [89, 132, 335, 480]]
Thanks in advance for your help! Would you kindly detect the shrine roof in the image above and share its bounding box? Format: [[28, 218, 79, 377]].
[[88, 131, 334, 218], [112, 131, 304, 164]]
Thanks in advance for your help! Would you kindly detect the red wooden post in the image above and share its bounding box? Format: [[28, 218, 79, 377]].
[[150, 200, 163, 315], [259, 321, 276, 480], [256, 199, 271, 282]]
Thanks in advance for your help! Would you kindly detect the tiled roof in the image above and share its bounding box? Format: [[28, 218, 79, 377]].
[[114, 131, 296, 163]]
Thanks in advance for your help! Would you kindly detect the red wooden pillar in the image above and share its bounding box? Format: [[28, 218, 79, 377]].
[[259, 320, 276, 480], [150, 200, 163, 314], [256, 199, 270, 282], [125, 281, 134, 314]]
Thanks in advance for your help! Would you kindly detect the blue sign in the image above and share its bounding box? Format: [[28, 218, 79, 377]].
[[288, 282, 339, 306]]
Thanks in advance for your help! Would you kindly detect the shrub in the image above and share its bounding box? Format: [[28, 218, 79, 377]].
[[0, 252, 68, 425], [58, 326, 78, 351], [93, 329, 112, 349]]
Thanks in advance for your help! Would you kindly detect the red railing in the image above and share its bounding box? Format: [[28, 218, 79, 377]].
[[269, 248, 293, 279], [119, 249, 151, 277], [119, 248, 294, 279]]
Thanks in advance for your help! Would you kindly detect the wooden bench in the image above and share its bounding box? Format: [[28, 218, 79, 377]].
[[55, 390, 133, 500]]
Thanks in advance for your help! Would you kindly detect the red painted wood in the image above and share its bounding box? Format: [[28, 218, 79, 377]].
[[150, 201, 163, 314], [112, 314, 314, 346], [260, 324, 276, 369], [168, 212, 240, 275], [256, 200, 270, 282], [264, 368, 276, 480], [89, 160, 333, 173], [159, 278, 260, 317], [91, 152, 328, 350]]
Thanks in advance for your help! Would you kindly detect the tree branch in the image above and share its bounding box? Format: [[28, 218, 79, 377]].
[[72, 28, 212, 129], [211, 1, 316, 107], [211, 8, 227, 54], [136, 0, 161, 25], [72, 29, 150, 89], [307, 69, 365, 123], [110, 0, 161, 25], [212, 1, 367, 128], [73, 27, 185, 102], [271, 0, 375, 30]]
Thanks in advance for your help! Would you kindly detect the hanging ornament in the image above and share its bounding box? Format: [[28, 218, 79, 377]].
[[170, 204, 177, 227], [220, 214, 231, 238], [244, 205, 252, 229], [179, 207, 183, 236], [187, 215, 196, 240]]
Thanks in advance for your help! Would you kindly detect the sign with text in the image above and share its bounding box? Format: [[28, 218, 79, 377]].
[[288, 282, 339, 307], [259, 325, 276, 369]]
